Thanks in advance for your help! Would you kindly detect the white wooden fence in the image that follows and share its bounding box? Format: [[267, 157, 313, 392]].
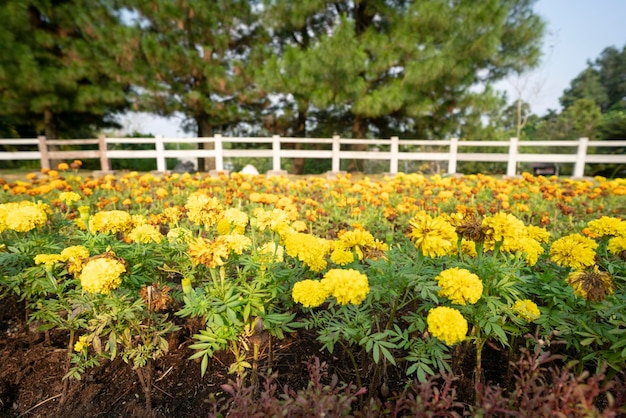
[[1, 135, 625, 177]]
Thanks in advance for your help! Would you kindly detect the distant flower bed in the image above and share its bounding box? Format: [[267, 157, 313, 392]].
[[1, 167, 625, 413]]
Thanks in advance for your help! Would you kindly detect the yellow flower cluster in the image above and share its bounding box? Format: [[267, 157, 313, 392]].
[[330, 228, 388, 265], [128, 224, 163, 244], [435, 267, 483, 305], [0, 201, 49, 233], [34, 245, 90, 274], [185, 194, 224, 228], [407, 212, 458, 258], [482, 212, 548, 266], [89, 210, 133, 234], [607, 235, 626, 256], [79, 256, 126, 294], [512, 299, 541, 322], [187, 236, 230, 268], [59, 191, 81, 205], [292, 268, 370, 307], [321, 269, 370, 305], [427, 306, 468, 346], [586, 216, 626, 237], [282, 230, 332, 272], [292, 279, 330, 308], [74, 335, 91, 352], [549, 234, 598, 270]]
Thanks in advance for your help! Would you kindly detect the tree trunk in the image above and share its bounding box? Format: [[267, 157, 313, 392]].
[[348, 115, 367, 172], [196, 116, 214, 171], [44, 109, 63, 168], [291, 102, 308, 175]]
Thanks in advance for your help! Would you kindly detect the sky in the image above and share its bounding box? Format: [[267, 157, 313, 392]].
[[119, 0, 626, 138]]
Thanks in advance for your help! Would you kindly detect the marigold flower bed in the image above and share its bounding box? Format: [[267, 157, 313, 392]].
[[1, 169, 625, 416]]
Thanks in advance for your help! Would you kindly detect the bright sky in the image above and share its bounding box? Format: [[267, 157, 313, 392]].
[[120, 0, 626, 137]]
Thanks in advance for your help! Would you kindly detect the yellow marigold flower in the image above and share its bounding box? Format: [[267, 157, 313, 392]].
[[427, 306, 468, 346], [89, 210, 133, 234], [567, 266, 614, 302], [79, 257, 126, 294], [128, 224, 163, 244], [549, 234, 598, 270], [435, 267, 483, 305], [321, 269, 370, 305], [0, 201, 49, 232], [57, 162, 69, 171], [292, 279, 330, 308], [187, 236, 230, 268], [607, 236, 626, 257], [185, 193, 224, 228], [512, 299, 540, 322], [291, 220, 308, 232], [330, 247, 355, 266], [59, 191, 81, 205], [254, 208, 292, 231], [34, 254, 64, 267], [162, 207, 183, 224], [282, 231, 331, 272], [74, 335, 90, 352], [218, 208, 249, 235], [61, 245, 90, 276], [407, 212, 458, 258], [224, 234, 252, 255], [526, 225, 551, 243], [587, 216, 626, 237]]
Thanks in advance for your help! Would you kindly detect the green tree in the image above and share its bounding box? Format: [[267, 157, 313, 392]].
[[128, 0, 268, 170], [262, 0, 545, 172], [560, 44, 626, 112], [0, 1, 133, 139]]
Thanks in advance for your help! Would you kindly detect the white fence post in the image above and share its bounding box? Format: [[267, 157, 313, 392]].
[[573, 137, 589, 178], [214, 134, 224, 171], [448, 137, 458, 175], [332, 135, 341, 172], [389, 136, 399, 174], [506, 137, 519, 177], [98, 134, 110, 172], [272, 135, 281, 171], [37, 135, 50, 169], [155, 135, 166, 172]]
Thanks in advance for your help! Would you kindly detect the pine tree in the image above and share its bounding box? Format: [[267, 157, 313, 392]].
[[0, 1, 133, 139], [127, 0, 268, 170]]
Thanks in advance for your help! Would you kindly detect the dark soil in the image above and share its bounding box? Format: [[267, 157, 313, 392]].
[[0, 295, 509, 418]]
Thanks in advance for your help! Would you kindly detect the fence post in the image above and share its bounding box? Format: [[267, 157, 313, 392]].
[[37, 135, 50, 170], [97, 134, 110, 172], [573, 137, 589, 178], [155, 135, 166, 172], [214, 134, 224, 171], [448, 137, 458, 175], [332, 135, 341, 172], [389, 136, 399, 174], [272, 135, 281, 171], [506, 137, 519, 177]]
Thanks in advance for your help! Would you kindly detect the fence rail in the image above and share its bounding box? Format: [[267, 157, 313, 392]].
[[1, 135, 625, 178]]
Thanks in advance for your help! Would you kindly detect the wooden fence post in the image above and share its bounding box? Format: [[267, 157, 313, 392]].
[[272, 135, 281, 171], [37, 136, 50, 170], [332, 135, 341, 172], [155, 135, 166, 172], [98, 134, 111, 172], [448, 137, 458, 175], [389, 136, 399, 174], [506, 137, 519, 177], [214, 134, 224, 171], [573, 137, 589, 178]]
